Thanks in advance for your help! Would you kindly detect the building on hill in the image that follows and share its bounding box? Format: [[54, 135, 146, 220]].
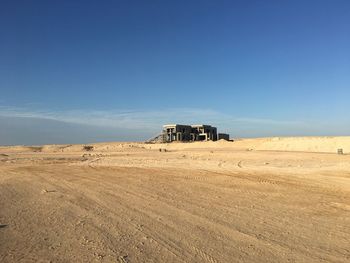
[[162, 124, 226, 143], [190, 125, 217, 141], [162, 124, 192, 142]]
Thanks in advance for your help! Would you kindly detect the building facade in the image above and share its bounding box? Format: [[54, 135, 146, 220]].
[[218, 133, 230, 141], [162, 124, 223, 143], [162, 124, 192, 142]]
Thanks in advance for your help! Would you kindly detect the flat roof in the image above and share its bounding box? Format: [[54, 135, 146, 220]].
[[191, 124, 215, 128], [163, 124, 217, 128], [163, 124, 191, 127]]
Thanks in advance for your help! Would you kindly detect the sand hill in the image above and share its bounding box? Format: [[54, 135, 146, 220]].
[[1, 136, 350, 262]]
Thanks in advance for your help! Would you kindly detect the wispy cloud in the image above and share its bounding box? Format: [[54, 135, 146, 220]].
[[1, 105, 349, 144], [0, 105, 302, 132]]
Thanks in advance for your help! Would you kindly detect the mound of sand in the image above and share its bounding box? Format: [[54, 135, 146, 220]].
[[1, 136, 349, 154], [145, 136, 350, 154], [1, 136, 350, 262], [240, 136, 350, 153]]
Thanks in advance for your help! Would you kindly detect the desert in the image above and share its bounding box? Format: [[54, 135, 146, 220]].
[[1, 137, 350, 262], [3, 1, 349, 262]]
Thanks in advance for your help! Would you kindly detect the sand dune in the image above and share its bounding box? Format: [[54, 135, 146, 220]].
[[1, 137, 350, 262], [147, 136, 350, 154], [3, 136, 348, 154]]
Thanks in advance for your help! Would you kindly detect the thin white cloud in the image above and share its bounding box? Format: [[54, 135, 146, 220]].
[[0, 105, 302, 131], [0, 106, 222, 130], [1, 105, 349, 139], [231, 117, 302, 125]]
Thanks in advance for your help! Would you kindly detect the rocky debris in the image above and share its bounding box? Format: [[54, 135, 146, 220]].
[[119, 255, 129, 263], [83, 145, 94, 151], [145, 133, 164, 143], [41, 189, 56, 194], [82, 153, 105, 158]]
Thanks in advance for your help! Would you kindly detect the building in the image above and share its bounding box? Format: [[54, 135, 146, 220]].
[[218, 133, 230, 141], [190, 125, 217, 141], [162, 124, 192, 142], [162, 124, 225, 143]]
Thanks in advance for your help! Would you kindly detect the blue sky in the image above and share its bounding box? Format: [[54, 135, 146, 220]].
[[1, 1, 349, 144]]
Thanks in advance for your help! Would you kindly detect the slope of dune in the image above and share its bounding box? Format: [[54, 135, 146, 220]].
[[145, 136, 350, 154], [1, 136, 349, 154], [252, 136, 350, 153], [1, 137, 350, 262]]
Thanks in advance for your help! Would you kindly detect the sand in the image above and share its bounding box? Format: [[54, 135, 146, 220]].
[[1, 137, 350, 262]]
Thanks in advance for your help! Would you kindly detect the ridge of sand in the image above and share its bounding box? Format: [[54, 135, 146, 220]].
[[2, 136, 349, 154], [1, 136, 350, 262], [0, 136, 350, 153], [148, 136, 350, 154]]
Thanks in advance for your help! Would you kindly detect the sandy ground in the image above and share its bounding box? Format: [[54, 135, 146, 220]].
[[1, 137, 350, 262]]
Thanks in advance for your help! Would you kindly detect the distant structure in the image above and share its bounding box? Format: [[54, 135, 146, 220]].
[[161, 124, 229, 143], [218, 133, 230, 141]]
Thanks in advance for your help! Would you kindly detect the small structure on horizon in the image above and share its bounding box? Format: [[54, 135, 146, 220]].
[[218, 133, 230, 141], [161, 124, 229, 143]]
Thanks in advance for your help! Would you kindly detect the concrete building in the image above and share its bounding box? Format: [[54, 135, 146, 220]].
[[218, 133, 230, 141], [162, 124, 192, 142], [190, 125, 217, 141], [162, 124, 224, 143]]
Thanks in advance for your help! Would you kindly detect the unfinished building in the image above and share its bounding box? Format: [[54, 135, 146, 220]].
[[191, 125, 217, 141], [162, 124, 225, 143], [162, 124, 192, 142], [218, 133, 230, 141]]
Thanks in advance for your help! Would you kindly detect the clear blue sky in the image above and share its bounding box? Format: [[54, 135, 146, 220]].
[[1, 1, 349, 144]]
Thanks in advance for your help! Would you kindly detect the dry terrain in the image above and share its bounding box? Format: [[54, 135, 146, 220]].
[[1, 137, 350, 262]]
